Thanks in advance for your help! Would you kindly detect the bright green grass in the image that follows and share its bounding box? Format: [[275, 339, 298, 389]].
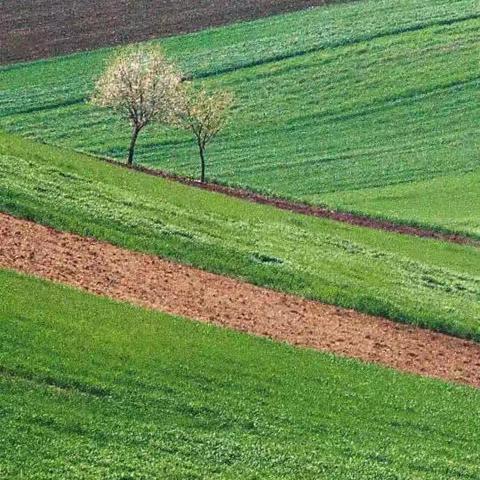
[[0, 0, 479, 235], [1, 269, 480, 479], [319, 170, 480, 238], [1, 132, 479, 340]]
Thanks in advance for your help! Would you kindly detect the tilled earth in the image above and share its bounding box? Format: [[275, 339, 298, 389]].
[[1, 0, 335, 64], [1, 212, 479, 388]]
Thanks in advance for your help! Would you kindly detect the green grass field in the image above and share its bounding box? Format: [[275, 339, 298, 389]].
[[320, 170, 480, 235], [1, 132, 479, 340], [1, 0, 479, 236], [1, 269, 480, 479]]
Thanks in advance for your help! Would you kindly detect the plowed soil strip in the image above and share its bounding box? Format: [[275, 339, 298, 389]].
[[105, 160, 480, 247], [0, 0, 337, 65], [1, 212, 479, 388]]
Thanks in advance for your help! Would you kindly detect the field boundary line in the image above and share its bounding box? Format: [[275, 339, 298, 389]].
[[94, 155, 479, 247]]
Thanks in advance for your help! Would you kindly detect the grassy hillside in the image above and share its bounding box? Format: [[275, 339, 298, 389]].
[[1, 132, 479, 340], [0, 0, 479, 236], [321, 170, 480, 236], [1, 269, 480, 479]]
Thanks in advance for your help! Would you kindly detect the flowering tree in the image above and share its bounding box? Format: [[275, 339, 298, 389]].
[[91, 46, 182, 165], [173, 86, 233, 183]]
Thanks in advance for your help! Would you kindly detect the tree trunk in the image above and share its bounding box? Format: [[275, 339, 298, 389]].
[[199, 144, 206, 183], [127, 127, 140, 165]]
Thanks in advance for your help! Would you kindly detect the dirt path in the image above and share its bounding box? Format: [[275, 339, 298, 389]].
[[105, 159, 480, 247], [1, 212, 479, 388], [1, 0, 337, 65]]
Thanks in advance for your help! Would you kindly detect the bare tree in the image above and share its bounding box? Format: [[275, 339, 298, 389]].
[[91, 46, 182, 165], [173, 86, 233, 183]]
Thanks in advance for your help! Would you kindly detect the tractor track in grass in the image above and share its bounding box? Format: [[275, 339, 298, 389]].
[[0, 0, 340, 65], [103, 158, 480, 247], [1, 212, 479, 388]]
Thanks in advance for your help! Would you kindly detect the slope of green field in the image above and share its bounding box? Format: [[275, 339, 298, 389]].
[[0, 0, 479, 236], [320, 170, 480, 238], [1, 269, 480, 479], [1, 132, 479, 340]]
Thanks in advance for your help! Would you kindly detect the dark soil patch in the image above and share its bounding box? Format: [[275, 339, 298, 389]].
[[0, 0, 339, 65], [1, 212, 480, 388]]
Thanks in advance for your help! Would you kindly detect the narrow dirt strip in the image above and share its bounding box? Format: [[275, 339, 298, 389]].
[[103, 159, 479, 247], [1, 212, 479, 388]]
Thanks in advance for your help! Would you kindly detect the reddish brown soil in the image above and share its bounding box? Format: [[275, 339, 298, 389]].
[[1, 212, 479, 388], [0, 0, 338, 65], [105, 158, 480, 247]]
